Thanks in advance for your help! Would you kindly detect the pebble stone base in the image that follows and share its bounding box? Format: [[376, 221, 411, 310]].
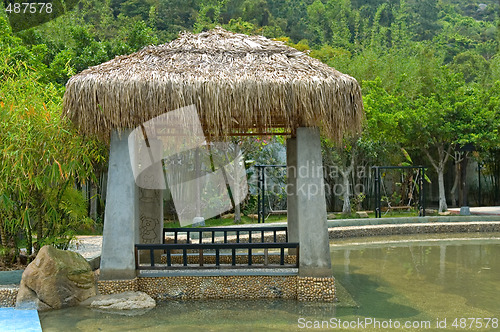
[[97, 276, 335, 302], [97, 278, 138, 293], [0, 287, 18, 307], [158, 254, 297, 265]]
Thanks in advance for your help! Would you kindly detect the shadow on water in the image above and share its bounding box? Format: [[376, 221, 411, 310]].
[[39, 299, 341, 332], [335, 268, 421, 319]]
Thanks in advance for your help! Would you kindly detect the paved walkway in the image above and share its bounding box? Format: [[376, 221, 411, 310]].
[[448, 206, 500, 215], [69, 235, 102, 260]]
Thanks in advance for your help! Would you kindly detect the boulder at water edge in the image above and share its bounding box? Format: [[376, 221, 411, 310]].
[[16, 245, 96, 311], [80, 291, 156, 315]]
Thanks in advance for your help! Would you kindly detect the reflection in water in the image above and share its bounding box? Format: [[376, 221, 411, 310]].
[[439, 245, 446, 282], [344, 249, 350, 276], [40, 233, 500, 331]]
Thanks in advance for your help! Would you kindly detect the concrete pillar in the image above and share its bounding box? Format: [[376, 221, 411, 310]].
[[100, 129, 138, 280], [136, 139, 164, 245], [286, 137, 298, 253], [287, 127, 332, 277]]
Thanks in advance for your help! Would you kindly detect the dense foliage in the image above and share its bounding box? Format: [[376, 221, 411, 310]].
[[0, 0, 499, 264], [0, 15, 106, 264]]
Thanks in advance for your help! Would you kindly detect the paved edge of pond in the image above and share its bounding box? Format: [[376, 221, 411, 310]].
[[329, 220, 500, 239], [203, 214, 500, 229], [327, 214, 500, 228]]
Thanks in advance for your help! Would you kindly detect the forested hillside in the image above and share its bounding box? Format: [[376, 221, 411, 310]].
[[0, 0, 499, 263], [2, 0, 498, 84]]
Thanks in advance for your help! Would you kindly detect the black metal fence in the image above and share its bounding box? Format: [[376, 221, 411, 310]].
[[163, 226, 289, 244], [134, 226, 299, 270]]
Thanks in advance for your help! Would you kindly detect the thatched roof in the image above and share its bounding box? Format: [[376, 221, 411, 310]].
[[63, 27, 363, 142]]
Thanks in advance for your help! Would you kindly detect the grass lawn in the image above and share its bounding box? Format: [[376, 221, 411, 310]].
[[163, 214, 288, 228], [163, 209, 435, 228], [77, 209, 438, 234], [328, 210, 426, 219]]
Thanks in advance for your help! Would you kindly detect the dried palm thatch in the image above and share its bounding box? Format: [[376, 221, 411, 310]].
[[63, 27, 363, 142]]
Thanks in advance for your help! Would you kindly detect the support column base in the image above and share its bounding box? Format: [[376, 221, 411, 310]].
[[297, 276, 335, 302], [99, 269, 137, 281], [298, 267, 333, 278]]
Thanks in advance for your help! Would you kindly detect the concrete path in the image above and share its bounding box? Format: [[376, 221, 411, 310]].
[[69, 236, 102, 260], [448, 206, 500, 215], [69, 236, 103, 270]]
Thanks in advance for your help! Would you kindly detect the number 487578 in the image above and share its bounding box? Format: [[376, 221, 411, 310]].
[[5, 2, 53, 14], [451, 318, 498, 329]]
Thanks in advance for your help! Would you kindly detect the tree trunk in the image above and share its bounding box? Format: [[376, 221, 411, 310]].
[[450, 152, 463, 207], [35, 215, 43, 254], [0, 217, 16, 265], [450, 162, 459, 207], [437, 166, 447, 212], [342, 173, 351, 213], [89, 180, 98, 220], [424, 145, 451, 213], [0, 218, 7, 247], [23, 204, 33, 257], [34, 190, 44, 254], [340, 165, 353, 214], [234, 203, 241, 224]]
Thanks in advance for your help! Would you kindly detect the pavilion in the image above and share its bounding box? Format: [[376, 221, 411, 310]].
[[63, 27, 363, 281]]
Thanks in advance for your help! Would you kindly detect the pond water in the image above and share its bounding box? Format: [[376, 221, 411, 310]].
[[39, 233, 500, 331]]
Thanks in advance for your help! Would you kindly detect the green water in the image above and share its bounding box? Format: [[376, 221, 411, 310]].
[[39, 233, 500, 331]]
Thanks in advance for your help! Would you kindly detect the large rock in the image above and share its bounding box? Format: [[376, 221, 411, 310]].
[[81, 291, 155, 312], [16, 245, 96, 311]]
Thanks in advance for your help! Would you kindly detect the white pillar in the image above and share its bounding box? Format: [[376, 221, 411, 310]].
[[286, 137, 298, 253], [287, 127, 332, 277], [100, 129, 137, 280]]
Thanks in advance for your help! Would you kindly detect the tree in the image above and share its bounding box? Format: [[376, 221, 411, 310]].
[[119, 0, 155, 21], [156, 0, 198, 37], [396, 65, 499, 212], [0, 21, 106, 264], [193, 0, 225, 32], [398, 97, 452, 212], [407, 0, 441, 40], [449, 51, 490, 83], [306, 0, 329, 45]]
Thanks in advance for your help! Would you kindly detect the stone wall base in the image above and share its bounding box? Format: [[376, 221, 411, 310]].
[[97, 279, 138, 294], [97, 275, 335, 302], [0, 287, 18, 307], [158, 254, 297, 265], [297, 277, 335, 301], [0, 276, 335, 307]]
